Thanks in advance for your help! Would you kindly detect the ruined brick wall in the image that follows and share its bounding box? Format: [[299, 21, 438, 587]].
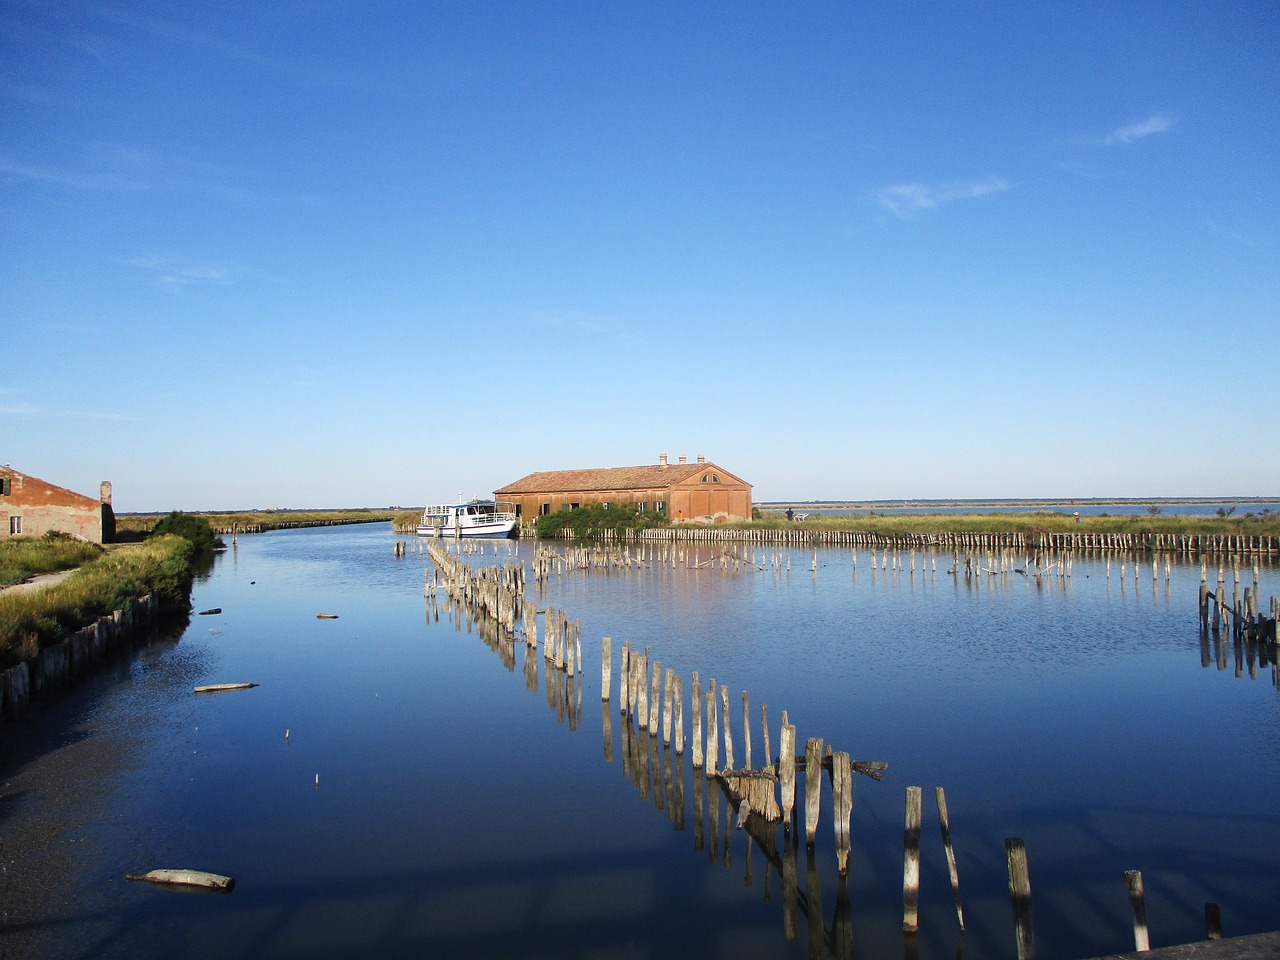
[[0, 467, 110, 543]]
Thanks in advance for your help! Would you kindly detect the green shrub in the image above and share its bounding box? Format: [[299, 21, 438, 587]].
[[148, 511, 223, 552], [535, 503, 669, 539]]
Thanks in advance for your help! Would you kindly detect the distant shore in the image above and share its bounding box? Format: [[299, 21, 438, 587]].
[[760, 497, 1280, 511]]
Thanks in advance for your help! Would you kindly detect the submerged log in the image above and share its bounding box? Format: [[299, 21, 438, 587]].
[[194, 683, 258, 694], [126, 869, 235, 891]]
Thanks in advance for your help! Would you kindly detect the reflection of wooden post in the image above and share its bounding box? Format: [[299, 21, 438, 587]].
[[706, 681, 719, 775], [691, 671, 703, 768], [673, 674, 684, 754], [1123, 870, 1150, 952], [1205, 902, 1222, 940], [937, 786, 964, 929], [806, 846, 824, 958], [903, 785, 922, 929], [602, 701, 613, 763], [832, 751, 853, 875], [779, 719, 796, 828], [619, 642, 630, 714], [1006, 838, 1036, 960], [804, 738, 824, 847], [721, 683, 734, 770], [601, 637, 611, 700], [782, 830, 798, 941], [742, 690, 752, 769]]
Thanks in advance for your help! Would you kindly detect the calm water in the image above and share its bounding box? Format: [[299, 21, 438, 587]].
[[2, 523, 1277, 960]]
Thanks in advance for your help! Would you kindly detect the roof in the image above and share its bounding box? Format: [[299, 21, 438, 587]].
[[0, 466, 102, 507], [496, 462, 743, 495]]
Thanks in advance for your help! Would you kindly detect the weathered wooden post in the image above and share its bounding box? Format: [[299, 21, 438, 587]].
[[779, 716, 796, 828], [903, 785, 923, 931], [1006, 838, 1035, 960], [833, 751, 853, 876], [1205, 902, 1222, 940], [673, 673, 684, 754], [761, 703, 771, 768], [742, 690, 752, 770], [691, 670, 703, 768], [804, 737, 824, 846], [721, 683, 734, 770], [1124, 870, 1150, 952], [662, 667, 674, 746], [601, 637, 611, 700], [706, 680, 719, 774], [636, 647, 649, 724], [649, 659, 661, 733], [619, 641, 630, 715], [937, 786, 964, 930]]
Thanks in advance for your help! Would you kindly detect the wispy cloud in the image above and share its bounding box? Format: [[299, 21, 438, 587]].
[[122, 255, 244, 288], [529, 309, 614, 336], [0, 158, 144, 192], [1104, 113, 1173, 146], [876, 177, 1010, 219]]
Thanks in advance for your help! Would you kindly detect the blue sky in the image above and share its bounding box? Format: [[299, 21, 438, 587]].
[[3, 2, 1277, 511]]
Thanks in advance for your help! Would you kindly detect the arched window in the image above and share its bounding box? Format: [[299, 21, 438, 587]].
[[701, 473, 720, 483]]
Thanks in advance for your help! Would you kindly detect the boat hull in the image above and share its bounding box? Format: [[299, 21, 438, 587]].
[[415, 519, 518, 538]]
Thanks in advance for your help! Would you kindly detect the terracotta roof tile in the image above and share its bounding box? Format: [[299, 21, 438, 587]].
[[496, 462, 727, 495]]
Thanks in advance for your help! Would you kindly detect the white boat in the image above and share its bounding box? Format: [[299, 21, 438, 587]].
[[416, 498, 518, 538]]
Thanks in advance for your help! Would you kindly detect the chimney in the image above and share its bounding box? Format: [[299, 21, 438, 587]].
[[100, 481, 112, 505], [678, 454, 687, 464], [659, 453, 668, 467], [696, 454, 705, 464]]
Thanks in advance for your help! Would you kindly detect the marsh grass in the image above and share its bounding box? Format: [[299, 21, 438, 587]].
[[0, 535, 194, 668], [0, 533, 104, 587], [749, 510, 1280, 537], [117, 509, 397, 535]]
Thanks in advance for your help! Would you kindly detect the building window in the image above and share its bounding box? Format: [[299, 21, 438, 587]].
[[637, 502, 647, 512], [702, 473, 720, 483], [540, 503, 550, 516], [0, 477, 10, 495], [9, 516, 21, 535], [655, 501, 665, 514]]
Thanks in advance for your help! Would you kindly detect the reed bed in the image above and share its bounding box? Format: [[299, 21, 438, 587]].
[[0, 535, 194, 668]]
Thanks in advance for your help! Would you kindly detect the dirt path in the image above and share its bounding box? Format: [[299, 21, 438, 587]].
[[0, 569, 79, 594]]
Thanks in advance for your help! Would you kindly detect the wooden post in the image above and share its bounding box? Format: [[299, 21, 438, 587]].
[[619, 641, 630, 715], [779, 718, 796, 828], [601, 637, 611, 701], [833, 751, 853, 876], [636, 648, 649, 725], [761, 703, 771, 768], [706, 680, 719, 774], [903, 785, 922, 931], [1006, 837, 1035, 960], [1124, 870, 1150, 952], [673, 673, 684, 754], [721, 683, 734, 770], [663, 667, 674, 746], [741, 690, 752, 770], [937, 786, 965, 930], [804, 737, 823, 847], [691, 671, 703, 768], [649, 659, 661, 733]]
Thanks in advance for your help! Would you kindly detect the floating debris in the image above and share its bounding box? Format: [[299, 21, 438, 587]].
[[193, 683, 258, 694], [316, 613, 339, 620], [197, 608, 222, 616], [126, 869, 234, 891]]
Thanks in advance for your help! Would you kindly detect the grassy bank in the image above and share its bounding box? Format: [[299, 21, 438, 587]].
[[0, 533, 105, 587], [0, 535, 195, 669], [747, 510, 1280, 538], [117, 508, 397, 536]]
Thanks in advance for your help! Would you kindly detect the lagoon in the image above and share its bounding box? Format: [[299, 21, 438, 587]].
[[1, 523, 1276, 960]]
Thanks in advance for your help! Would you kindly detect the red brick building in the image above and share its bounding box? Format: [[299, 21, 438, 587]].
[[0, 467, 116, 543], [495, 454, 752, 523]]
